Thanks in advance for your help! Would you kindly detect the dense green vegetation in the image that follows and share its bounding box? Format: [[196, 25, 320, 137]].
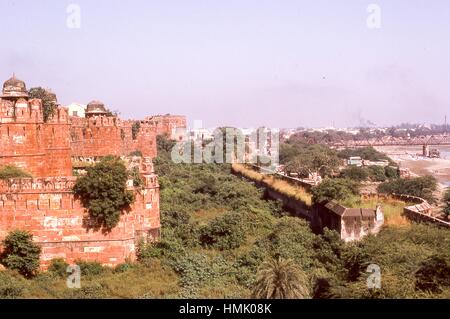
[[340, 165, 398, 182], [311, 178, 360, 203], [281, 143, 341, 178], [28, 87, 57, 122], [337, 147, 393, 164], [377, 176, 438, 203], [0, 165, 32, 180], [0, 136, 449, 299], [73, 156, 135, 231], [0, 231, 41, 278], [252, 257, 310, 299], [132, 122, 141, 140]]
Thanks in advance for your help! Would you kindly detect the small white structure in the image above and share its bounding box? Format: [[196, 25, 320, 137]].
[[67, 103, 87, 117]]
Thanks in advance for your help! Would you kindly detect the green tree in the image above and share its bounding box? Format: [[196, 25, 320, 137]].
[[157, 134, 176, 156], [252, 257, 310, 299], [73, 156, 134, 231], [311, 178, 360, 203], [368, 165, 387, 182], [340, 166, 369, 181], [28, 87, 57, 122], [0, 230, 41, 278], [286, 145, 340, 178], [132, 121, 141, 140], [337, 147, 393, 163], [384, 166, 399, 179], [199, 212, 245, 250]]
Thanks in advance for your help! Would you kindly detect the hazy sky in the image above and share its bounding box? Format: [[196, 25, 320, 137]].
[[1, 0, 449, 128]]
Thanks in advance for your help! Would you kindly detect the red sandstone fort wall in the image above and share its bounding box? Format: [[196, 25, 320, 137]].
[[0, 100, 72, 177], [0, 89, 189, 268], [0, 174, 160, 269], [145, 115, 187, 141], [70, 117, 157, 159]]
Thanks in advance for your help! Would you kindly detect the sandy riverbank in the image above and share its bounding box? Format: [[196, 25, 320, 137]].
[[375, 146, 450, 199]]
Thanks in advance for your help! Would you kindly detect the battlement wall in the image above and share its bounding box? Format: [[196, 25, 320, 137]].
[[0, 173, 160, 268], [144, 115, 187, 140], [0, 100, 73, 177], [70, 117, 157, 158]]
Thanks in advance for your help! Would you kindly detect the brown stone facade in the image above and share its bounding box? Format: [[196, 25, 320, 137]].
[[0, 99, 72, 177], [0, 168, 159, 269], [145, 114, 187, 141], [70, 117, 158, 159], [0, 76, 185, 268]]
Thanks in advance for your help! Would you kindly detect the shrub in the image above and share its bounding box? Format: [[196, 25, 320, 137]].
[[130, 166, 143, 188], [0, 271, 27, 299], [377, 176, 438, 203], [28, 87, 57, 122], [76, 261, 105, 276], [0, 165, 32, 180], [0, 230, 41, 278], [48, 258, 69, 278], [311, 178, 360, 203], [340, 166, 369, 181], [384, 166, 399, 179], [73, 156, 135, 231], [200, 212, 245, 250], [258, 217, 317, 269], [114, 262, 135, 273], [161, 211, 191, 228], [66, 283, 108, 299], [368, 165, 387, 182], [132, 121, 141, 140], [128, 150, 143, 157], [338, 147, 392, 163], [415, 255, 450, 293]]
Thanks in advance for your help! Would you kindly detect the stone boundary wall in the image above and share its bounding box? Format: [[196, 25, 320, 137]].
[[361, 192, 450, 228], [249, 164, 315, 190], [264, 188, 312, 220], [231, 165, 312, 219], [236, 165, 450, 231]]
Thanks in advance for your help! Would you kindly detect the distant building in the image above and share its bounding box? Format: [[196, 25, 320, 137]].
[[348, 156, 363, 166], [68, 103, 86, 117], [145, 114, 187, 141]]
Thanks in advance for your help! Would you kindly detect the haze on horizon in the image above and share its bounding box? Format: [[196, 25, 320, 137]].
[[0, 0, 449, 129]]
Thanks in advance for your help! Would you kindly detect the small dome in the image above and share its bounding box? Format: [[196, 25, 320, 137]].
[[86, 100, 108, 116], [2, 74, 29, 98]]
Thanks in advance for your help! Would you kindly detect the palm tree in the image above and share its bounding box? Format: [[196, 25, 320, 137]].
[[251, 257, 310, 299]]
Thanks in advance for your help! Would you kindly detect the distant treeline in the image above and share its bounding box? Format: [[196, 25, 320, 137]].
[[287, 123, 449, 144]]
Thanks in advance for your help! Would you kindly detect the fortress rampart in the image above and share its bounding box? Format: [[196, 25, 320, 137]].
[[0, 75, 184, 268]]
